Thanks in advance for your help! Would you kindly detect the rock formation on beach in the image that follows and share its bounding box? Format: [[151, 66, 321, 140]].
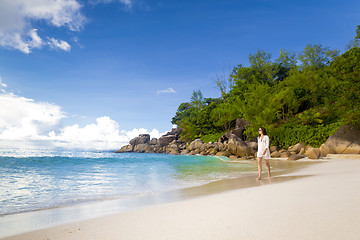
[[115, 121, 360, 161], [115, 128, 185, 154], [115, 119, 258, 158], [319, 125, 360, 155], [115, 128, 258, 158]]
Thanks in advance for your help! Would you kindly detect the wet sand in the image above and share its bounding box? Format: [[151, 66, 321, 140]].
[[3, 156, 360, 239]]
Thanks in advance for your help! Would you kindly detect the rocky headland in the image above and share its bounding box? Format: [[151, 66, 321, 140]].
[[115, 120, 360, 160]]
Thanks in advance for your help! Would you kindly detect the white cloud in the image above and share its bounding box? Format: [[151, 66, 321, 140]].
[[28, 29, 44, 48], [41, 116, 129, 149], [90, 0, 133, 8], [124, 128, 164, 140], [0, 77, 7, 93], [0, 0, 85, 53], [47, 37, 71, 51], [0, 79, 163, 150], [0, 0, 137, 53], [73, 36, 84, 48], [120, 0, 133, 7], [156, 88, 176, 95], [0, 92, 65, 141], [43, 122, 164, 150]]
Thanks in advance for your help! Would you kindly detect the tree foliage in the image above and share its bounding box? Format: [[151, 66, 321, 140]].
[[173, 26, 360, 147], [298, 44, 339, 70]]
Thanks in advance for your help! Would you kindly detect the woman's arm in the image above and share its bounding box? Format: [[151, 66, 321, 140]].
[[263, 136, 269, 155]]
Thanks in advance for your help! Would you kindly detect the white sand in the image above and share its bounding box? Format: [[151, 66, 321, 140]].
[[4, 156, 360, 240]]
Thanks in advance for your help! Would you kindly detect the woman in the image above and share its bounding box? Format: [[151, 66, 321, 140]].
[[257, 127, 271, 180]]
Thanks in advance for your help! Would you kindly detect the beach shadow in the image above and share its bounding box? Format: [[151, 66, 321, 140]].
[[148, 174, 313, 204], [255, 175, 313, 185]]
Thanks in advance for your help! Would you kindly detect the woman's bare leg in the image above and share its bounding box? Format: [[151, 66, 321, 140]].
[[265, 159, 271, 179], [257, 157, 262, 180]]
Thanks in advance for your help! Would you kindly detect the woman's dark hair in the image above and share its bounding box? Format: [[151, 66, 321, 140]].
[[258, 127, 267, 137]]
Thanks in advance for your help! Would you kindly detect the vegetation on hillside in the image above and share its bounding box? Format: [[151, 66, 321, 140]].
[[172, 26, 360, 149]]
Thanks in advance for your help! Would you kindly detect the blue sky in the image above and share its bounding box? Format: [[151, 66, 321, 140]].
[[0, 0, 359, 149]]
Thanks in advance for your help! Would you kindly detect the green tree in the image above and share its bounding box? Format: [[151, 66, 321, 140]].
[[210, 100, 240, 131], [171, 102, 191, 125], [298, 44, 339, 70], [172, 39, 359, 145], [347, 25, 360, 49], [356, 25, 360, 45], [190, 90, 204, 109], [237, 83, 280, 137], [275, 49, 297, 82], [328, 47, 360, 127], [214, 70, 234, 103], [296, 109, 324, 126], [248, 50, 272, 74], [248, 50, 275, 84]]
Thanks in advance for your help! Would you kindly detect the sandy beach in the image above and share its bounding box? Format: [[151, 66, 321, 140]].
[[4, 155, 360, 240]]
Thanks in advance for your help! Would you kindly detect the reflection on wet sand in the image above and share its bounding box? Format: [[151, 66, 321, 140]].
[[149, 159, 321, 203]]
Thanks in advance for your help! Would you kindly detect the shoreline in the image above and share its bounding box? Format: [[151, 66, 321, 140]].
[[0, 155, 310, 216], [0, 157, 323, 239], [3, 155, 360, 240]]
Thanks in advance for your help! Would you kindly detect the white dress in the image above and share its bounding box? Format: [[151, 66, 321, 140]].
[[257, 135, 271, 159]]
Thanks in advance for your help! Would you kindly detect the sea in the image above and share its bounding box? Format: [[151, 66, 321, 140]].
[[0, 147, 289, 238]]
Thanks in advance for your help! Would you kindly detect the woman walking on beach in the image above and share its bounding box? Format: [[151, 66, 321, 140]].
[[257, 127, 271, 180]]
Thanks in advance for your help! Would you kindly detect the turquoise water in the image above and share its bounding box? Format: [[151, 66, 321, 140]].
[[0, 148, 259, 216]]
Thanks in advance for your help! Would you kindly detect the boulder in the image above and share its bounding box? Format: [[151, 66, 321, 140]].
[[188, 149, 200, 155], [178, 143, 186, 150], [247, 141, 258, 151], [229, 155, 239, 160], [227, 134, 254, 157], [271, 151, 281, 158], [218, 133, 230, 144], [270, 146, 280, 152], [200, 142, 218, 152], [164, 147, 170, 154], [319, 144, 330, 157], [288, 154, 306, 161], [306, 148, 321, 159], [208, 148, 218, 155], [160, 146, 167, 153], [225, 118, 250, 141], [160, 128, 182, 139], [235, 118, 250, 128], [166, 128, 183, 137], [149, 138, 158, 145], [280, 151, 291, 158], [147, 145, 156, 153], [188, 139, 204, 151], [133, 144, 149, 153], [158, 135, 177, 147], [216, 151, 232, 157], [181, 149, 189, 155], [169, 144, 180, 152], [152, 144, 162, 153], [217, 141, 226, 151], [169, 149, 180, 155], [270, 146, 279, 152], [200, 151, 208, 156], [299, 148, 306, 155], [200, 144, 207, 152], [115, 144, 133, 153], [129, 134, 150, 146], [320, 125, 360, 155], [230, 128, 244, 139], [288, 143, 305, 154]]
